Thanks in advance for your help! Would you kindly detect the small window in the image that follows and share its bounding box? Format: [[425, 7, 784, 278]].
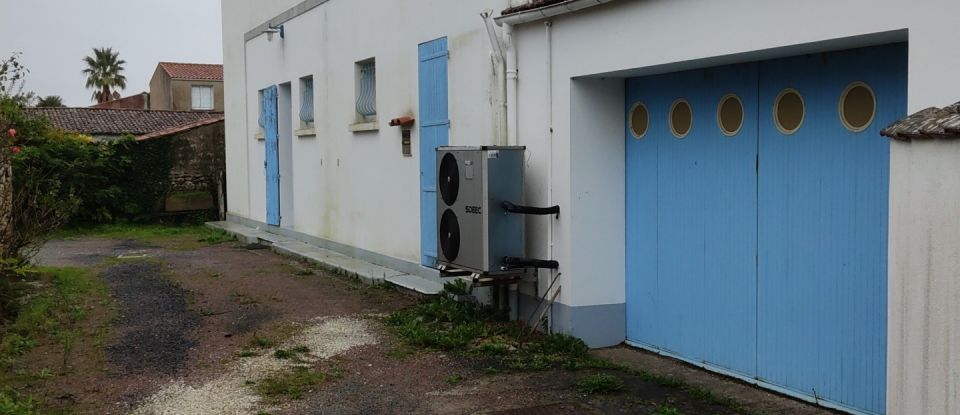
[[717, 94, 744, 136], [257, 89, 266, 138], [670, 99, 692, 139], [774, 88, 804, 135], [192, 85, 214, 110], [629, 102, 649, 139], [839, 82, 876, 132], [299, 76, 315, 128], [355, 59, 376, 120]]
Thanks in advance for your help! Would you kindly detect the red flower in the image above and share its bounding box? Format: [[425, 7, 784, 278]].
[[10, 146, 20, 154], [6, 129, 14, 138]]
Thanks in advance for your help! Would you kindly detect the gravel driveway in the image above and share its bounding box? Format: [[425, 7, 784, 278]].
[[25, 233, 834, 415]]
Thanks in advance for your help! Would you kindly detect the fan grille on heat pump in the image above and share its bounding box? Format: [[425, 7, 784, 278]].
[[439, 153, 459, 206], [439, 209, 460, 261]]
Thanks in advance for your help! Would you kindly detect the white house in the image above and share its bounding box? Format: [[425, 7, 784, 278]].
[[221, 1, 960, 414]]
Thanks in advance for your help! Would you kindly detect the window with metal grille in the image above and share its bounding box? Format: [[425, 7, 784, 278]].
[[355, 59, 376, 118], [257, 89, 266, 137], [300, 76, 314, 127], [192, 85, 214, 110]]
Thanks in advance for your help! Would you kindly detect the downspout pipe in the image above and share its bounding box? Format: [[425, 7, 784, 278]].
[[504, 23, 518, 147], [481, 10, 508, 146], [544, 20, 555, 331]]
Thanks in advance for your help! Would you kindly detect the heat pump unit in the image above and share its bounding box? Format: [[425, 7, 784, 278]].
[[436, 146, 524, 275]]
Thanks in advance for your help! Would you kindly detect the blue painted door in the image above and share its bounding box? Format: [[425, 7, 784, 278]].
[[756, 44, 906, 415], [263, 85, 280, 226], [626, 63, 759, 378], [418, 37, 449, 267], [625, 44, 906, 414]]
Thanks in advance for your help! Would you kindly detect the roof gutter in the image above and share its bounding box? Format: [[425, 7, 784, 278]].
[[494, 0, 618, 26]]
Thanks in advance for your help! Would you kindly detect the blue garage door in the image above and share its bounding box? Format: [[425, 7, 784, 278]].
[[625, 44, 906, 415]]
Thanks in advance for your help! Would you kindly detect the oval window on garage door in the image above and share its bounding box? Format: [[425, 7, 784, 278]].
[[670, 99, 693, 139], [840, 82, 876, 132], [629, 102, 649, 139], [774, 88, 805, 135], [717, 94, 744, 136]]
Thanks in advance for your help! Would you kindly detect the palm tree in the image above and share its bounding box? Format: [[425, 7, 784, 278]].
[[35, 95, 64, 107], [82, 48, 127, 104]]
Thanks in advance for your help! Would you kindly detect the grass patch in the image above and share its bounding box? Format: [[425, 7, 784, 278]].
[[50, 224, 234, 247], [384, 344, 417, 360], [198, 228, 235, 244], [0, 266, 108, 369], [576, 373, 624, 395], [383, 294, 592, 372], [444, 374, 464, 385], [250, 335, 276, 349], [255, 366, 340, 401], [653, 404, 683, 415], [382, 292, 765, 413], [0, 390, 39, 415], [273, 345, 310, 360], [0, 266, 110, 413]]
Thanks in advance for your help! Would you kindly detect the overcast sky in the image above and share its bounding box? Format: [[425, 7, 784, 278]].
[[0, 0, 223, 107]]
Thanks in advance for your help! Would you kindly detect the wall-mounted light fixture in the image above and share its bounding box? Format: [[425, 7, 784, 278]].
[[263, 24, 285, 42]]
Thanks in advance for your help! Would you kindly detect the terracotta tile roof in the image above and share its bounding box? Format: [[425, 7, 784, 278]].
[[25, 107, 224, 136], [502, 0, 570, 15], [136, 115, 224, 141], [880, 102, 960, 141], [158, 62, 223, 81], [90, 92, 149, 110]]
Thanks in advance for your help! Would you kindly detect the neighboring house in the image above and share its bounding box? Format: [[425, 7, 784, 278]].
[[221, 1, 960, 414], [149, 62, 224, 112], [25, 107, 225, 216], [90, 92, 150, 110]]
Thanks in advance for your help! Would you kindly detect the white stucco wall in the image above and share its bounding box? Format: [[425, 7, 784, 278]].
[[888, 140, 960, 415], [224, 0, 960, 410], [223, 0, 507, 264], [510, 0, 960, 412]]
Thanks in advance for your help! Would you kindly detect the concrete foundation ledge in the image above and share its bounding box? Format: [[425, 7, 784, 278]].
[[519, 291, 626, 348], [206, 217, 442, 295]]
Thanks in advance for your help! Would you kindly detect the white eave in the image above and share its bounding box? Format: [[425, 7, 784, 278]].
[[494, 0, 618, 26]]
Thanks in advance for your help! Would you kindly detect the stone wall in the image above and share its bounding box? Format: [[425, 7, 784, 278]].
[[163, 121, 225, 213]]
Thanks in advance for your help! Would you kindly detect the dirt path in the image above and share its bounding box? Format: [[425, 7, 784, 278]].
[[20, 233, 835, 415]]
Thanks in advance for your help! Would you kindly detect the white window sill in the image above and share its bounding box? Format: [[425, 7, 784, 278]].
[[295, 127, 316, 137], [349, 121, 378, 132]]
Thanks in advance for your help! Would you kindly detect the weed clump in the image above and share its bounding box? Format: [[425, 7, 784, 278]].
[[0, 389, 38, 415], [383, 292, 593, 372], [576, 373, 624, 395], [256, 366, 340, 401]]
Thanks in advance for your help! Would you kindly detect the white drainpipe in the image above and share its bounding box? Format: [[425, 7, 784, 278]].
[[544, 20, 556, 330], [481, 10, 508, 146], [504, 23, 518, 147]]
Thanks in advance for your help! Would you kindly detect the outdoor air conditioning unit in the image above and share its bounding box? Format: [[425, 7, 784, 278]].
[[436, 146, 526, 275]]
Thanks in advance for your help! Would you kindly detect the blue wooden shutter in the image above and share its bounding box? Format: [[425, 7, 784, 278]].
[[418, 38, 449, 267], [263, 85, 281, 226]]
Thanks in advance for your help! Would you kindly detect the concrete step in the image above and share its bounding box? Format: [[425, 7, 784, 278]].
[[386, 273, 444, 296]]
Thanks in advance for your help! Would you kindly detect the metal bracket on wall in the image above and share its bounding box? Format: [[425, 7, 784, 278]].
[[501, 201, 560, 219]]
